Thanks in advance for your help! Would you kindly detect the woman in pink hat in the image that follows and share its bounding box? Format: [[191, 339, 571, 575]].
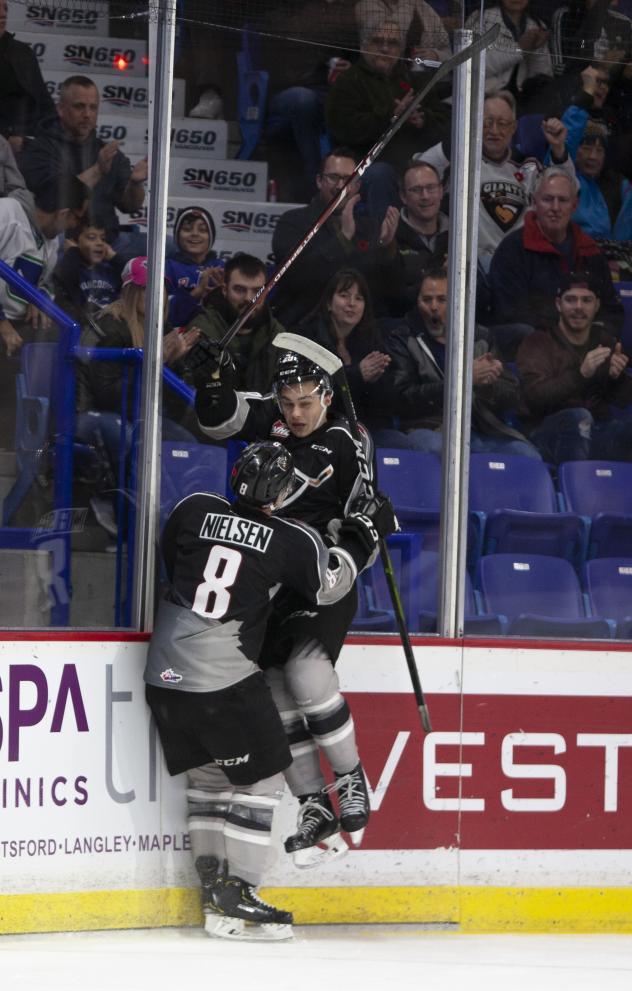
[[75, 256, 202, 536]]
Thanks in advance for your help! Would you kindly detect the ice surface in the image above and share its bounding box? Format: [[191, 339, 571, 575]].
[[3, 927, 632, 991]]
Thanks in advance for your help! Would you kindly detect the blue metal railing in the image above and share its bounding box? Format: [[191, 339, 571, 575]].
[[0, 259, 81, 625], [0, 260, 196, 627]]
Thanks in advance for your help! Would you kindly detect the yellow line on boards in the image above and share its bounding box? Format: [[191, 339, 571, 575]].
[[1, 887, 631, 935]]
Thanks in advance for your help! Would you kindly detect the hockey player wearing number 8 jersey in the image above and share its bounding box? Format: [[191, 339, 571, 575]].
[[194, 349, 397, 866], [145, 441, 385, 940]]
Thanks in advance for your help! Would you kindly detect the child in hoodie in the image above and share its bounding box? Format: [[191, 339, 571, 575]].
[[54, 214, 125, 324], [165, 205, 225, 326]]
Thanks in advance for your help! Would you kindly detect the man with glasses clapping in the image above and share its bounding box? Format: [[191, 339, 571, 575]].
[[271, 146, 404, 326]]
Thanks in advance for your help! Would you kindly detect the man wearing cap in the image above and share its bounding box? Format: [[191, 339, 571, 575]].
[[489, 166, 624, 353], [516, 271, 632, 463]]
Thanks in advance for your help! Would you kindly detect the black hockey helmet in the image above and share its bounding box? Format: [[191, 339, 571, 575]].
[[272, 350, 332, 401], [230, 441, 295, 507]]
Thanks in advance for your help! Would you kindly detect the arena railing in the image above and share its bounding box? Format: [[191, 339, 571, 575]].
[[0, 260, 196, 628]]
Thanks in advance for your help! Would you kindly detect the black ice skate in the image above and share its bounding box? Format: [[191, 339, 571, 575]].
[[195, 855, 220, 914], [205, 864, 293, 941], [284, 789, 348, 869], [335, 762, 370, 846]]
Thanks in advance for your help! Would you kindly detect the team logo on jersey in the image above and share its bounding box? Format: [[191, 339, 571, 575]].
[[480, 180, 526, 233], [281, 464, 334, 507], [160, 667, 183, 684], [270, 419, 290, 438]]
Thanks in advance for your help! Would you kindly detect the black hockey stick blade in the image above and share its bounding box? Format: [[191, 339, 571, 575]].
[[218, 24, 500, 354], [272, 332, 343, 375]]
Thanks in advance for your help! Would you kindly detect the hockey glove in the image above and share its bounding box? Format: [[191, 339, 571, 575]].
[[347, 491, 399, 539], [339, 494, 397, 572], [185, 335, 235, 389]]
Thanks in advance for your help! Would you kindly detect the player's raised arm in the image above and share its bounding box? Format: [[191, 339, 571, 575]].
[[192, 341, 270, 440]]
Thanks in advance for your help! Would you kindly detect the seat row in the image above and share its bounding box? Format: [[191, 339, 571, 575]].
[[353, 449, 632, 639], [356, 543, 632, 640], [376, 449, 632, 569], [162, 443, 632, 641]]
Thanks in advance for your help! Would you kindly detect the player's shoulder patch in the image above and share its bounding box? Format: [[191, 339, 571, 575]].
[[270, 419, 290, 439]]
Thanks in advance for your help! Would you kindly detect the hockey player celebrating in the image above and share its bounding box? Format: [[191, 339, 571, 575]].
[[144, 441, 391, 940], [193, 348, 396, 865]]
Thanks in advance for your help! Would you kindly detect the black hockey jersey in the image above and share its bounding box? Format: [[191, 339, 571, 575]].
[[144, 492, 357, 692], [196, 388, 373, 536]]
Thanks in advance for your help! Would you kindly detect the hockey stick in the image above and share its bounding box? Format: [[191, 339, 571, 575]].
[[218, 23, 500, 351], [273, 331, 432, 733]]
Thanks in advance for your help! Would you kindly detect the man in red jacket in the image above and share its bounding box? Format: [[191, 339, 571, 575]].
[[516, 270, 632, 463], [489, 166, 624, 355]]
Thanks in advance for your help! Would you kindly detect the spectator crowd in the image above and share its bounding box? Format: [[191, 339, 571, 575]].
[[1, 0, 632, 528]]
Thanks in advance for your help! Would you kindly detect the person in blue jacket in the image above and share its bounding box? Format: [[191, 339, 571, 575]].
[[165, 206, 225, 327], [560, 76, 632, 240]]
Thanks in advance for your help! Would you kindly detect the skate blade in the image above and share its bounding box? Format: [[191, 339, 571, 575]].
[[292, 833, 349, 869], [345, 826, 366, 847], [205, 915, 293, 941]]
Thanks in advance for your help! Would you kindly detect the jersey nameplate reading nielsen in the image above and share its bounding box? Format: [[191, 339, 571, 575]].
[[199, 513, 273, 553]]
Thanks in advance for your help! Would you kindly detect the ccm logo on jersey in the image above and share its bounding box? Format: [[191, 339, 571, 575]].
[[311, 444, 333, 454], [160, 668, 183, 684], [214, 754, 250, 766]]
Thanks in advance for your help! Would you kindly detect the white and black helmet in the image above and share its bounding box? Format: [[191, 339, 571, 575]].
[[229, 441, 295, 507], [272, 350, 332, 401]]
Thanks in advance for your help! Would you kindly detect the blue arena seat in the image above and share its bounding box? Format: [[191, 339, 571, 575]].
[[236, 54, 269, 160], [364, 535, 506, 636], [469, 454, 587, 566], [375, 448, 480, 568], [477, 553, 614, 639], [558, 460, 632, 559], [160, 442, 229, 526], [415, 550, 507, 636], [514, 113, 547, 160], [376, 448, 444, 551], [350, 573, 395, 632], [376, 448, 441, 509], [584, 558, 632, 640]]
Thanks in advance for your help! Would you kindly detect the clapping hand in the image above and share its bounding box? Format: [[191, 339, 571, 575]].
[[163, 326, 201, 364], [609, 341, 629, 379], [359, 350, 391, 382], [473, 352, 503, 386]]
